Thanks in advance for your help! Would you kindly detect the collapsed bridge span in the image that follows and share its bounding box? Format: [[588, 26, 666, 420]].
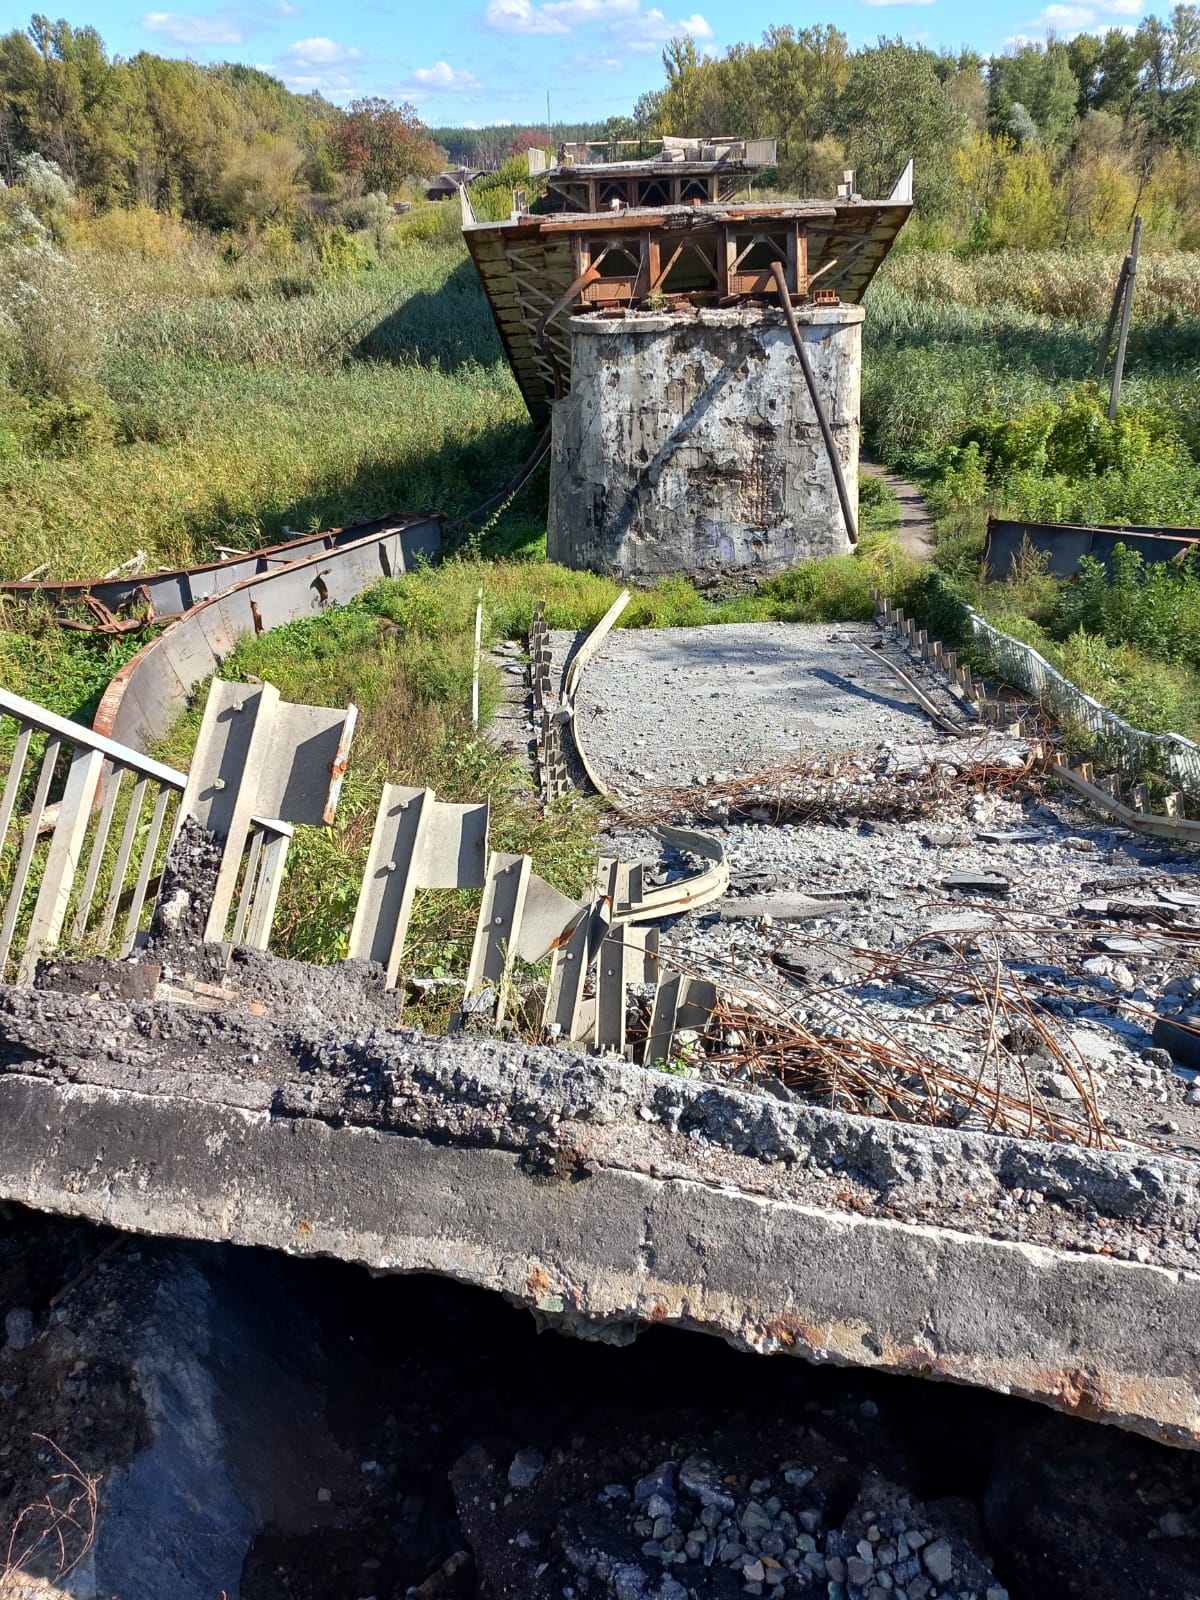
[[1, 973, 1199, 1450]]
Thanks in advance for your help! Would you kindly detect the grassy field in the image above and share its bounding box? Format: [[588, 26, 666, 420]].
[[4, 223, 1200, 749], [865, 250, 1200, 742], [1, 225, 532, 582]]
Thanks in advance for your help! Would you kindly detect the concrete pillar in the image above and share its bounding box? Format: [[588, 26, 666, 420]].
[[547, 304, 864, 581]]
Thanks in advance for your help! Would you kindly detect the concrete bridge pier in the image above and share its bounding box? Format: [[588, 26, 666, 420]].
[[547, 304, 864, 581]]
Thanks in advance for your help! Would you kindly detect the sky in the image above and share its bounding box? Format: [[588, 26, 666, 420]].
[[50, 0, 1160, 126]]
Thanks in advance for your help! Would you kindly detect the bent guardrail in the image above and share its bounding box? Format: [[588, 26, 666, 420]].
[[1, 512, 444, 622], [985, 516, 1200, 580], [0, 688, 187, 982], [94, 512, 443, 750]]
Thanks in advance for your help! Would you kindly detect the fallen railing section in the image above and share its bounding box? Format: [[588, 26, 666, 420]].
[[985, 515, 1200, 580], [1, 511, 443, 625], [0, 689, 186, 983]]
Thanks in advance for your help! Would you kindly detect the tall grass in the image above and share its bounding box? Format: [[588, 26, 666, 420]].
[[880, 248, 1200, 320], [1, 237, 530, 582]]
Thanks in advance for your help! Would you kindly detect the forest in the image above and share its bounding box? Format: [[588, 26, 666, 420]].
[[1, 9, 1198, 241]]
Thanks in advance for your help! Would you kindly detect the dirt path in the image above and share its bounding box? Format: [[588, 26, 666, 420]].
[[861, 457, 933, 563]]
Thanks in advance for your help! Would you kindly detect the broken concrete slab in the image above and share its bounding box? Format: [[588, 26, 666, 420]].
[[943, 872, 1011, 895], [1, 980, 1200, 1451], [716, 894, 846, 923], [1153, 1017, 1200, 1072]]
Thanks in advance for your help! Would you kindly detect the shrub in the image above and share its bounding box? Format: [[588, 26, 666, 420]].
[[77, 204, 188, 259], [0, 241, 103, 404], [319, 227, 368, 276], [1053, 547, 1200, 670]]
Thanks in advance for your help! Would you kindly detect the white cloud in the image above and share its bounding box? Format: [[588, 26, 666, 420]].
[[617, 8, 713, 52], [142, 1, 304, 46], [864, 0, 936, 7], [280, 35, 364, 63], [1038, 3, 1096, 21], [1022, 0, 1147, 32], [273, 36, 369, 95], [486, 0, 569, 34], [142, 8, 244, 44], [485, 0, 712, 50], [402, 59, 484, 92]]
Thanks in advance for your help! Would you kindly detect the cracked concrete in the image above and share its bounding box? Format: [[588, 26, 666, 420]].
[[1, 974, 1198, 1450]]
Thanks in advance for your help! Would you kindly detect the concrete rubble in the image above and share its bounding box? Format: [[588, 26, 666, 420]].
[[4, 605, 1200, 1597]]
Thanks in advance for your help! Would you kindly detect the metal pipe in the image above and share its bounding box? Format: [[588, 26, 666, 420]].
[[770, 261, 857, 547]]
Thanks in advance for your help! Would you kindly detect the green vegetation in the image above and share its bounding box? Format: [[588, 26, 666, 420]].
[[859, 258, 1200, 743], [643, 12, 1200, 245], [956, 544, 1200, 739], [0, 222, 530, 579]]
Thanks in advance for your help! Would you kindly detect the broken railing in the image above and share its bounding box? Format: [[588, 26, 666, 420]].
[[965, 605, 1200, 797], [0, 682, 350, 984], [0, 688, 186, 983]]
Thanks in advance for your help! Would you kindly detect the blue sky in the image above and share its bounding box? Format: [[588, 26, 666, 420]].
[[60, 0, 1157, 125]]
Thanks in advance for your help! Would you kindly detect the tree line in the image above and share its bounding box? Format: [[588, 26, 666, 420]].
[[626, 9, 1200, 247], [0, 16, 454, 228], [1, 9, 1198, 245]]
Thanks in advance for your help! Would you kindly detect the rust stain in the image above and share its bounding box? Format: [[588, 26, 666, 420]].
[[758, 1314, 825, 1352], [1049, 1367, 1111, 1422], [526, 1263, 553, 1299], [296, 1218, 313, 1237]]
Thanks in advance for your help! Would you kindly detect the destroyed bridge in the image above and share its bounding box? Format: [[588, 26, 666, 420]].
[[1, 488, 1200, 1461]]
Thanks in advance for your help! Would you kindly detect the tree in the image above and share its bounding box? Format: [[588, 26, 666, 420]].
[[988, 41, 1080, 148], [760, 25, 848, 147], [656, 37, 707, 135], [331, 98, 440, 194], [834, 39, 968, 212], [504, 128, 549, 160], [214, 133, 306, 228], [1007, 102, 1039, 146]]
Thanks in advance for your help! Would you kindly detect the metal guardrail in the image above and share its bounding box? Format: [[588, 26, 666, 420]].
[[0, 511, 443, 622], [0, 688, 186, 982], [984, 516, 1200, 580], [964, 606, 1200, 797], [0, 680, 349, 984], [94, 513, 443, 751]]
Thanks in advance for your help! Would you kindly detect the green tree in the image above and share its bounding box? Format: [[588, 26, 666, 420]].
[[988, 41, 1080, 147], [835, 39, 968, 211]]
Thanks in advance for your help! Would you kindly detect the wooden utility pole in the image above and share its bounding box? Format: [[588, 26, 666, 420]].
[[1094, 257, 1130, 381], [1107, 214, 1142, 420]]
